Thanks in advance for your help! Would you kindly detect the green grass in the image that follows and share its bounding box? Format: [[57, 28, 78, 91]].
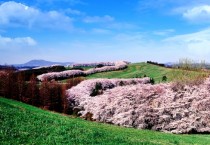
[[62, 63, 209, 84], [87, 63, 209, 83], [1, 97, 210, 145], [87, 63, 171, 83]]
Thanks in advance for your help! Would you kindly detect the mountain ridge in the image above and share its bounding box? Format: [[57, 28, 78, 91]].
[[14, 59, 74, 67]]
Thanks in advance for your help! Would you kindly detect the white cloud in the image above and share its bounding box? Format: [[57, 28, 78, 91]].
[[182, 5, 210, 22], [0, 35, 37, 48], [14, 37, 37, 46], [0, 1, 73, 30], [83, 15, 114, 23], [0, 1, 39, 26], [164, 28, 210, 56]]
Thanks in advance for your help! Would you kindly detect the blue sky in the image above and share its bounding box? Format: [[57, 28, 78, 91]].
[[1, 0, 210, 64]]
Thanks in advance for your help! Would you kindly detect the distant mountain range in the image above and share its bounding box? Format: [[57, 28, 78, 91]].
[[13, 59, 74, 67]]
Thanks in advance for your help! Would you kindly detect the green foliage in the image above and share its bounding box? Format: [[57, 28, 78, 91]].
[[1, 97, 210, 145], [162, 75, 167, 82], [90, 82, 102, 96], [150, 78, 155, 85]]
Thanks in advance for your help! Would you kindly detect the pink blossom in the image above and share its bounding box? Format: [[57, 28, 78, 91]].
[[84, 61, 128, 75], [37, 61, 129, 81], [72, 62, 115, 67], [37, 70, 84, 81], [66, 77, 210, 134]]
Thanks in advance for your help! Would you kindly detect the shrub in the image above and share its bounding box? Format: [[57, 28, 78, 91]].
[[119, 81, 125, 86], [90, 82, 103, 96], [96, 64, 104, 68], [162, 76, 167, 82], [150, 78, 155, 84]]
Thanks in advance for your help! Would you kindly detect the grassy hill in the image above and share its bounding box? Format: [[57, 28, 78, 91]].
[[87, 63, 170, 81], [87, 62, 209, 83], [1, 97, 210, 145]]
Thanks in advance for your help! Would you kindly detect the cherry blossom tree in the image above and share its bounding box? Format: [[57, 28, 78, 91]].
[[66, 77, 210, 134]]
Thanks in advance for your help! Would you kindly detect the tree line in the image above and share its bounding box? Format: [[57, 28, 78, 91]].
[[146, 61, 165, 67], [0, 69, 83, 114]]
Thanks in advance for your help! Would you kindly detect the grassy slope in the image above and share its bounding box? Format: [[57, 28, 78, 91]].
[[87, 63, 171, 83], [87, 63, 209, 83], [1, 97, 210, 145]]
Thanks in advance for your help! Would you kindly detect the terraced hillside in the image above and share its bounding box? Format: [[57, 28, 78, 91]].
[[1, 97, 210, 145]]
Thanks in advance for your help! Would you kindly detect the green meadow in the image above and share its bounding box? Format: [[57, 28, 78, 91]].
[[1, 97, 210, 145]]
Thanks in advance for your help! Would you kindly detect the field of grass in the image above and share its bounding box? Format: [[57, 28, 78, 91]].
[[87, 62, 209, 83], [1, 97, 210, 145], [87, 63, 170, 82]]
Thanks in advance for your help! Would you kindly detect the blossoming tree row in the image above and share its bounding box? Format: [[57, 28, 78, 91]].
[[37, 61, 128, 81]]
